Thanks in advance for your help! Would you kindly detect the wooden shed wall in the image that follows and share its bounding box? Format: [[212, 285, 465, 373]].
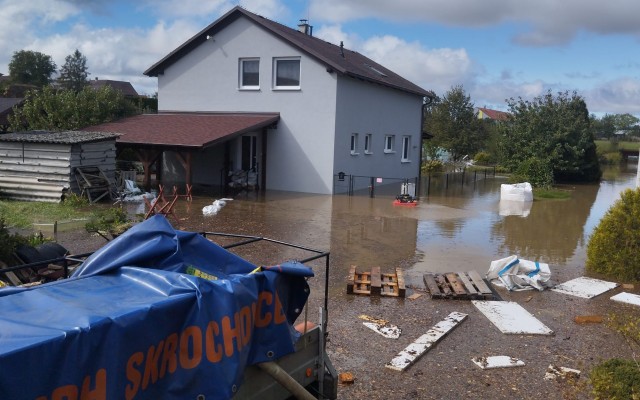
[[0, 140, 116, 202]]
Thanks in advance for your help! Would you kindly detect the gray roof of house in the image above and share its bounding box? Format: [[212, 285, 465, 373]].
[[0, 130, 119, 144], [144, 6, 433, 98], [89, 80, 139, 97]]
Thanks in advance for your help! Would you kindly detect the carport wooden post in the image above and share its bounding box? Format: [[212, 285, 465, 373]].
[[135, 149, 163, 192], [176, 151, 193, 187]]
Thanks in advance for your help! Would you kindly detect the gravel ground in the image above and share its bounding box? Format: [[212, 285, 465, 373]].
[[52, 226, 640, 400]]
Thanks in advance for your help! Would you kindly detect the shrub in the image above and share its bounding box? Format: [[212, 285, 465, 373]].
[[422, 159, 444, 173], [85, 207, 135, 238], [473, 151, 492, 165], [586, 188, 640, 281], [62, 192, 89, 207], [590, 358, 640, 399], [510, 157, 553, 188]]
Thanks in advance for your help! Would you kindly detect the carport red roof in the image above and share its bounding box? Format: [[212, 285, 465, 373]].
[[83, 112, 279, 148]]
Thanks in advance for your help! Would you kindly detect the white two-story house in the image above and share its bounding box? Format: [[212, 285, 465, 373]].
[[89, 6, 433, 195]]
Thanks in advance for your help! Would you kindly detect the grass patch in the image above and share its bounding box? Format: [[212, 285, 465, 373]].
[[595, 140, 640, 152], [0, 199, 95, 229], [533, 188, 572, 200]]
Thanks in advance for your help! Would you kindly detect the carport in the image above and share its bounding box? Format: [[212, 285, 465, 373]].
[[85, 112, 279, 191]]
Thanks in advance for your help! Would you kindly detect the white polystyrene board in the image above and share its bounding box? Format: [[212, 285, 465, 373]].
[[551, 277, 618, 299], [472, 300, 554, 335], [544, 365, 581, 380], [386, 311, 468, 371], [472, 356, 525, 369], [363, 321, 401, 339], [611, 292, 640, 306]]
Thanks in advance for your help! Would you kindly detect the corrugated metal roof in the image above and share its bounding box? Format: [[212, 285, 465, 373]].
[[83, 112, 280, 148], [144, 6, 433, 98], [0, 131, 119, 144]]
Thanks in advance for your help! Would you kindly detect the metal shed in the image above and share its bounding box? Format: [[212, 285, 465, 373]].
[[0, 131, 118, 202]]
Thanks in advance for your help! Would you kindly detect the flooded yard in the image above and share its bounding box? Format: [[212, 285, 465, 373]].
[[66, 163, 639, 399]]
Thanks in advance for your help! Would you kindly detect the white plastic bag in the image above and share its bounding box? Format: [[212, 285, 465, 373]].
[[486, 255, 550, 291]]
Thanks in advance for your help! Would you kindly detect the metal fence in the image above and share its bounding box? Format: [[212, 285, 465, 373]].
[[333, 166, 497, 198]]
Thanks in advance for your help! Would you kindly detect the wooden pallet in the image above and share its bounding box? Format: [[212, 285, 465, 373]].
[[423, 271, 495, 300], [347, 266, 406, 297]]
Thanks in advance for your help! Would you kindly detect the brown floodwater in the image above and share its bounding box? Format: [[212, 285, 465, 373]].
[[127, 163, 638, 294]]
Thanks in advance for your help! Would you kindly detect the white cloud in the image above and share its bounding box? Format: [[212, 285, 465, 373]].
[[586, 77, 640, 115], [315, 25, 474, 96], [309, 0, 640, 46]]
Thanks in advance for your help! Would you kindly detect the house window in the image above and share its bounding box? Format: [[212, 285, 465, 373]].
[[401, 136, 411, 162], [273, 57, 300, 89], [239, 58, 259, 89], [350, 133, 358, 155], [364, 134, 372, 154], [384, 135, 395, 153]]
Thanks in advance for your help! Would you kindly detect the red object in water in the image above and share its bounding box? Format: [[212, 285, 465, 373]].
[[393, 200, 417, 206]]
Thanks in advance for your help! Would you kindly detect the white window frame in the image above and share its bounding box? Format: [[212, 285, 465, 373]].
[[239, 58, 260, 90], [384, 135, 395, 153], [273, 57, 301, 90], [401, 135, 411, 162], [364, 134, 373, 154], [350, 133, 359, 155]]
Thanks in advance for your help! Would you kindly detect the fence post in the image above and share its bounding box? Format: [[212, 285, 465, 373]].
[[369, 177, 375, 198], [445, 173, 449, 189], [427, 174, 431, 196]]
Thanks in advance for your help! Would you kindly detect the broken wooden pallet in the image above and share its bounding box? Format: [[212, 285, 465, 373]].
[[347, 266, 406, 297], [423, 271, 495, 300]]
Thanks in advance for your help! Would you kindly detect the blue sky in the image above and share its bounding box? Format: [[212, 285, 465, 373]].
[[1, 0, 639, 117]]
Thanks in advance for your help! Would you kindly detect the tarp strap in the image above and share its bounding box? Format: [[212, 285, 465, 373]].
[[498, 258, 519, 277], [527, 261, 540, 277]]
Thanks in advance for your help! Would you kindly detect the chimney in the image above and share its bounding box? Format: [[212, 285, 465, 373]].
[[298, 19, 313, 36]]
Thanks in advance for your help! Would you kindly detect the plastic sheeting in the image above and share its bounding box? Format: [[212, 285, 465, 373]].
[[0, 215, 313, 400], [486, 255, 550, 291]]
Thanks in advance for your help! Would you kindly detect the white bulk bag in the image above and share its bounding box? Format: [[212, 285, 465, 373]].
[[500, 182, 533, 202]]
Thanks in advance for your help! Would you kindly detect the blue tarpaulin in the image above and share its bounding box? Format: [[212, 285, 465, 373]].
[[0, 216, 313, 400]]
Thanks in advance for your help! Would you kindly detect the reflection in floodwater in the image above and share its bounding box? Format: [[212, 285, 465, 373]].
[[152, 164, 638, 291], [492, 183, 599, 264]]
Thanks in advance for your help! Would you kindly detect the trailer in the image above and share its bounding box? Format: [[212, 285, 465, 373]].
[[0, 215, 337, 400]]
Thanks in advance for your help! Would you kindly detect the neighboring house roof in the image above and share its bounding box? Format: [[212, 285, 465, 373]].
[[144, 6, 432, 98], [0, 131, 119, 144], [0, 97, 24, 126], [83, 112, 280, 149], [90, 79, 139, 97], [476, 107, 510, 121]]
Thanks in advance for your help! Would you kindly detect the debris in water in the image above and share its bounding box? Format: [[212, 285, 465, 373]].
[[202, 198, 233, 216]]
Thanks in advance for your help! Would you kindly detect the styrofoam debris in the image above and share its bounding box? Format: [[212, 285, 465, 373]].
[[202, 198, 233, 216], [552, 277, 618, 299], [363, 322, 401, 339], [472, 300, 554, 335], [544, 365, 580, 380], [472, 356, 525, 369], [611, 292, 640, 306], [386, 312, 468, 371]]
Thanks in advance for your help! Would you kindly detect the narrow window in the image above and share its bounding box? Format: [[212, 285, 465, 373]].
[[402, 136, 411, 162], [384, 135, 395, 153], [350, 133, 358, 155], [364, 134, 372, 154], [273, 58, 301, 89], [239, 58, 259, 89], [242, 135, 258, 170]]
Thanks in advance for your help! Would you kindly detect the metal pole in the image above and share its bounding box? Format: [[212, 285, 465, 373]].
[[256, 362, 316, 400]]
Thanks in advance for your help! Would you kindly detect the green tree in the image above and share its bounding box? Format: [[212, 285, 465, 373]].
[[500, 90, 601, 184], [8, 50, 57, 88], [426, 85, 485, 162], [59, 49, 89, 92], [9, 85, 138, 131]]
